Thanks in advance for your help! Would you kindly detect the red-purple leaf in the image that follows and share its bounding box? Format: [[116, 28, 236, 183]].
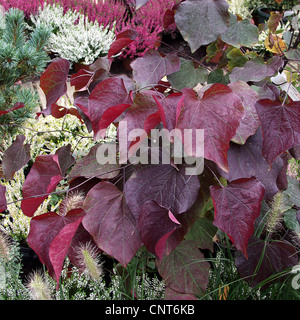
[[0, 184, 7, 213], [218, 128, 286, 200], [235, 238, 298, 289], [54, 144, 75, 177], [21, 145, 74, 217], [70, 68, 94, 91], [210, 177, 265, 258], [137, 201, 181, 259], [21, 156, 63, 217], [98, 103, 132, 138], [255, 99, 300, 165], [108, 29, 138, 59], [27, 209, 85, 279], [156, 240, 210, 296], [2, 135, 30, 180], [118, 90, 163, 154], [176, 84, 244, 172], [51, 104, 83, 123], [228, 81, 260, 145], [49, 213, 85, 283], [124, 164, 200, 220], [0, 102, 25, 116], [82, 182, 143, 267], [154, 92, 183, 132], [131, 49, 180, 88], [88, 77, 133, 139], [39, 58, 70, 115]]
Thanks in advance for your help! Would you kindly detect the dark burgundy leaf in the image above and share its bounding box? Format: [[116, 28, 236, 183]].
[[88, 77, 133, 139], [2, 135, 30, 180], [124, 164, 200, 220], [218, 128, 286, 200], [235, 238, 298, 289], [55, 144, 75, 176], [255, 99, 300, 165], [0, 184, 7, 213], [137, 201, 181, 259], [131, 49, 180, 88], [68, 144, 120, 180], [0, 102, 25, 116], [39, 58, 70, 115], [27, 209, 85, 280], [82, 182, 143, 267], [175, 0, 230, 53], [163, 9, 176, 32], [156, 240, 210, 296], [210, 177, 265, 258], [176, 84, 244, 172]]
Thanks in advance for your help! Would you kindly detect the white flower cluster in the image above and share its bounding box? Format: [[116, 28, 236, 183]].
[[30, 3, 115, 64]]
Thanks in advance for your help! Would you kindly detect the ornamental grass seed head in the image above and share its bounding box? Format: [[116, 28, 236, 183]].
[[76, 241, 103, 281], [26, 270, 52, 300], [58, 191, 85, 216]]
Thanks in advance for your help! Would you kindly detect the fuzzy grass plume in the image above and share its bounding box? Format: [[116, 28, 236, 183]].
[[76, 241, 103, 281], [266, 192, 284, 235], [26, 271, 52, 300]]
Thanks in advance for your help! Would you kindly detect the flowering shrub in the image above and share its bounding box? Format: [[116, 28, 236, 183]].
[[0, 0, 181, 59], [0, 0, 127, 27], [30, 3, 115, 64], [119, 0, 180, 58]]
